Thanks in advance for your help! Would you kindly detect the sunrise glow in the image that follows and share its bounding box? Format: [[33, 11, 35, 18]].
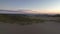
[[0, 0, 60, 14]]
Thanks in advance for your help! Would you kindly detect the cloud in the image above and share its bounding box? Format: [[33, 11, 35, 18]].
[[0, 9, 60, 14], [0, 9, 37, 14]]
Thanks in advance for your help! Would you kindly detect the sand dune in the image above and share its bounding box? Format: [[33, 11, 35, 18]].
[[0, 21, 60, 34]]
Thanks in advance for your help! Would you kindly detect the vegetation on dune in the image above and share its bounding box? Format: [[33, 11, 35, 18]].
[[49, 14, 60, 22], [0, 14, 45, 25]]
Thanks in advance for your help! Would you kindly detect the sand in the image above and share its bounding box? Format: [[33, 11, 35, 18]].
[[0, 21, 60, 34]]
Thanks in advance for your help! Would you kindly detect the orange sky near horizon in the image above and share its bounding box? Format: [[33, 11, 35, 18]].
[[32, 9, 60, 14]]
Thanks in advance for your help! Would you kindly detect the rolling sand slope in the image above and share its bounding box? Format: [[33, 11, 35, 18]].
[[0, 21, 60, 34]]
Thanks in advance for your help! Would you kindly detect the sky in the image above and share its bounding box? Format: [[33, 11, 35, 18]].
[[0, 0, 60, 14]]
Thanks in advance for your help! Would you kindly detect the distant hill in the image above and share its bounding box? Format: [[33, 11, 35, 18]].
[[52, 14, 60, 17]]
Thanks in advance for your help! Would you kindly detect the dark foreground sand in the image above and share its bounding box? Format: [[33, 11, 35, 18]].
[[0, 22, 60, 34]]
